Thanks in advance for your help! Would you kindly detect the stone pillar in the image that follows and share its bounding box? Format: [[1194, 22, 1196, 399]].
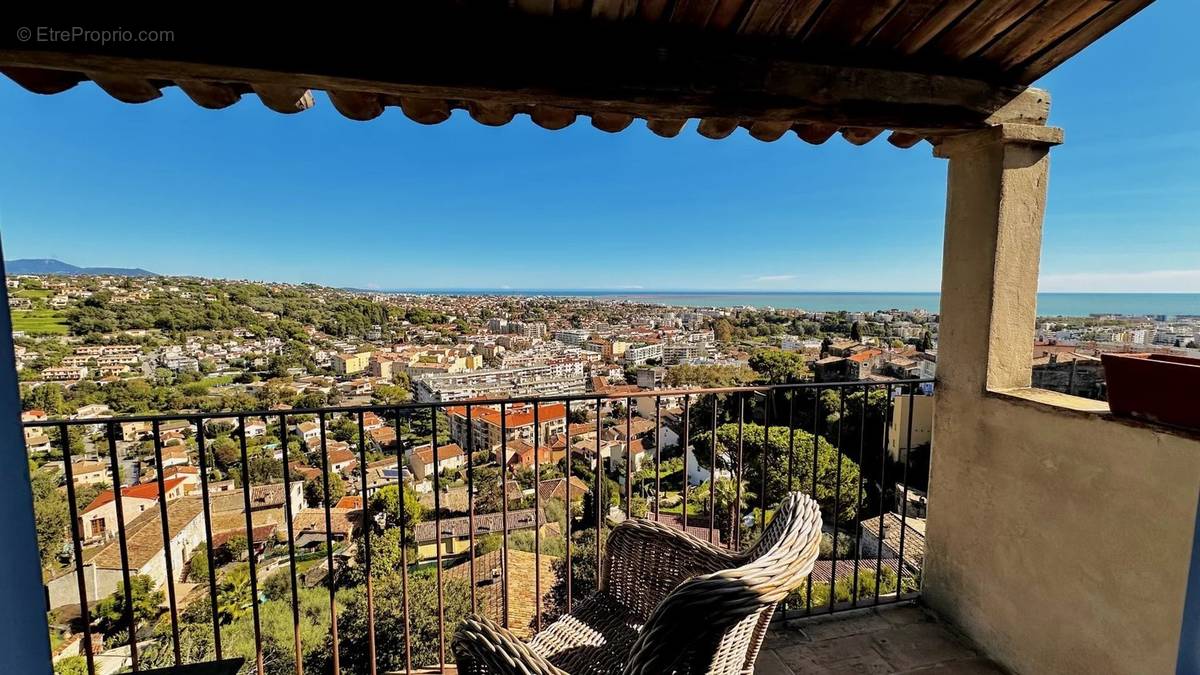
[[933, 123, 1063, 397]]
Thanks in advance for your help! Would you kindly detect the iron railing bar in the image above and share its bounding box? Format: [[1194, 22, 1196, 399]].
[[357, 411, 378, 675], [851, 384, 868, 607], [783, 393, 795, 614], [760, 393, 769, 532], [563, 400, 572, 612], [593, 399, 602, 585], [709, 394, 717, 545], [533, 404, 542, 633], [681, 395, 690, 533], [276, 413, 302, 675], [734, 394, 744, 550], [897, 383, 917, 597], [318, 412, 340, 675], [150, 419, 181, 666], [431, 407, 445, 671], [787, 393, 796, 494], [22, 380, 937, 428], [806, 389, 820, 615], [876, 386, 893, 604], [828, 390, 846, 614], [194, 422, 220, 662], [653, 396, 661, 522], [466, 403, 477, 615], [624, 397, 632, 518], [394, 409, 413, 674], [105, 422, 139, 670], [58, 423, 96, 675], [499, 402, 510, 628], [237, 415, 265, 675]]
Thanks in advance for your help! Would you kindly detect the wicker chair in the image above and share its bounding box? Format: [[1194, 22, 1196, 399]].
[[453, 491, 823, 675]]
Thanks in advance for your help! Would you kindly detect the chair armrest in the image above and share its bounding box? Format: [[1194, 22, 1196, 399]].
[[452, 615, 569, 675], [602, 517, 739, 620]]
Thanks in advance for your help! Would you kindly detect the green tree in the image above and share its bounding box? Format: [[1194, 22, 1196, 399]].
[[24, 383, 67, 415], [367, 484, 422, 539], [580, 475, 621, 526], [713, 318, 733, 344], [372, 384, 410, 405], [94, 575, 164, 639], [329, 417, 358, 443], [246, 455, 283, 485], [293, 390, 328, 410], [748, 349, 810, 385], [918, 331, 933, 352], [30, 467, 68, 568], [210, 436, 239, 470], [693, 423, 860, 523], [323, 570, 471, 671], [549, 527, 603, 618], [304, 471, 345, 508], [216, 565, 253, 624], [850, 321, 863, 342], [218, 534, 248, 566], [665, 364, 756, 389], [53, 656, 87, 675], [73, 482, 108, 513], [687, 477, 752, 544], [188, 548, 210, 583]]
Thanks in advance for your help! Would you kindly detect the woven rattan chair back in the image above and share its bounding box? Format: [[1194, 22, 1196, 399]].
[[622, 492, 823, 675]]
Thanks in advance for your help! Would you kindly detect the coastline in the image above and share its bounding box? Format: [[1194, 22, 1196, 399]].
[[367, 290, 1199, 317]]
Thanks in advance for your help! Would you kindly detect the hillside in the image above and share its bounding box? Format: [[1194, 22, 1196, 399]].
[[5, 258, 156, 277]]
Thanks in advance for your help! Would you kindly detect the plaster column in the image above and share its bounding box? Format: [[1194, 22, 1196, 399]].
[[933, 123, 1063, 397], [0, 239, 53, 674], [924, 123, 1062, 669]]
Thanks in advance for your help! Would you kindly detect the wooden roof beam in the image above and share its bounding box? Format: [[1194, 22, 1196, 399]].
[[0, 16, 1049, 133]]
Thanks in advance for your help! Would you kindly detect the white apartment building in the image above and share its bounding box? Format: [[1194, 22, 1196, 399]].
[[553, 329, 592, 346], [662, 341, 713, 365], [415, 363, 587, 402], [623, 342, 664, 365]]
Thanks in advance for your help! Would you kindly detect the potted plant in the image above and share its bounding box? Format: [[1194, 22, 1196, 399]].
[[1101, 353, 1200, 431]]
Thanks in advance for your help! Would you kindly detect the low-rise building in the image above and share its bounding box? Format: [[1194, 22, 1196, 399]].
[[78, 478, 188, 540], [46, 497, 207, 610], [408, 442, 466, 480], [447, 402, 567, 452], [41, 366, 87, 381], [333, 351, 373, 376]]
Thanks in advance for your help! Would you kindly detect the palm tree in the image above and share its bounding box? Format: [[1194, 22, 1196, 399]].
[[216, 567, 253, 624], [689, 477, 752, 546]]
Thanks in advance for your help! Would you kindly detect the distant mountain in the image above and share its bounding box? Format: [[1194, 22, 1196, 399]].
[[4, 258, 157, 277]]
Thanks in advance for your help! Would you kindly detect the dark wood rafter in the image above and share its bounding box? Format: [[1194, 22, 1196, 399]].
[[0, 1, 1152, 145]]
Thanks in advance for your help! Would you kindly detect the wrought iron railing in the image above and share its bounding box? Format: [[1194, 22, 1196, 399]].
[[29, 378, 933, 674]]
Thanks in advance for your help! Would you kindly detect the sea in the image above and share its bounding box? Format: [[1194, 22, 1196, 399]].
[[383, 290, 1200, 318]]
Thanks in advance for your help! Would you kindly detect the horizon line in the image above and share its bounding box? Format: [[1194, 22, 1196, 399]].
[[348, 287, 1200, 295]]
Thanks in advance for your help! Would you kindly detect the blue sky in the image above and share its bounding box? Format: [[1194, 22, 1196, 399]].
[[0, 5, 1196, 293]]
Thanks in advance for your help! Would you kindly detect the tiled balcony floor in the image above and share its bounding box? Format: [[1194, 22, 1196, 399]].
[[757, 604, 1006, 675], [407, 603, 1002, 674]]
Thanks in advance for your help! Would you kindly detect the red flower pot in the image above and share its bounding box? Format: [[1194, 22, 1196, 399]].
[[1101, 353, 1200, 431]]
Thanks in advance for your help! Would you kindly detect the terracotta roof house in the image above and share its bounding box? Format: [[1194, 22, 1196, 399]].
[[409, 442, 466, 481], [47, 497, 206, 611], [415, 508, 545, 561], [294, 508, 360, 550], [536, 476, 589, 503], [78, 478, 187, 540]]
